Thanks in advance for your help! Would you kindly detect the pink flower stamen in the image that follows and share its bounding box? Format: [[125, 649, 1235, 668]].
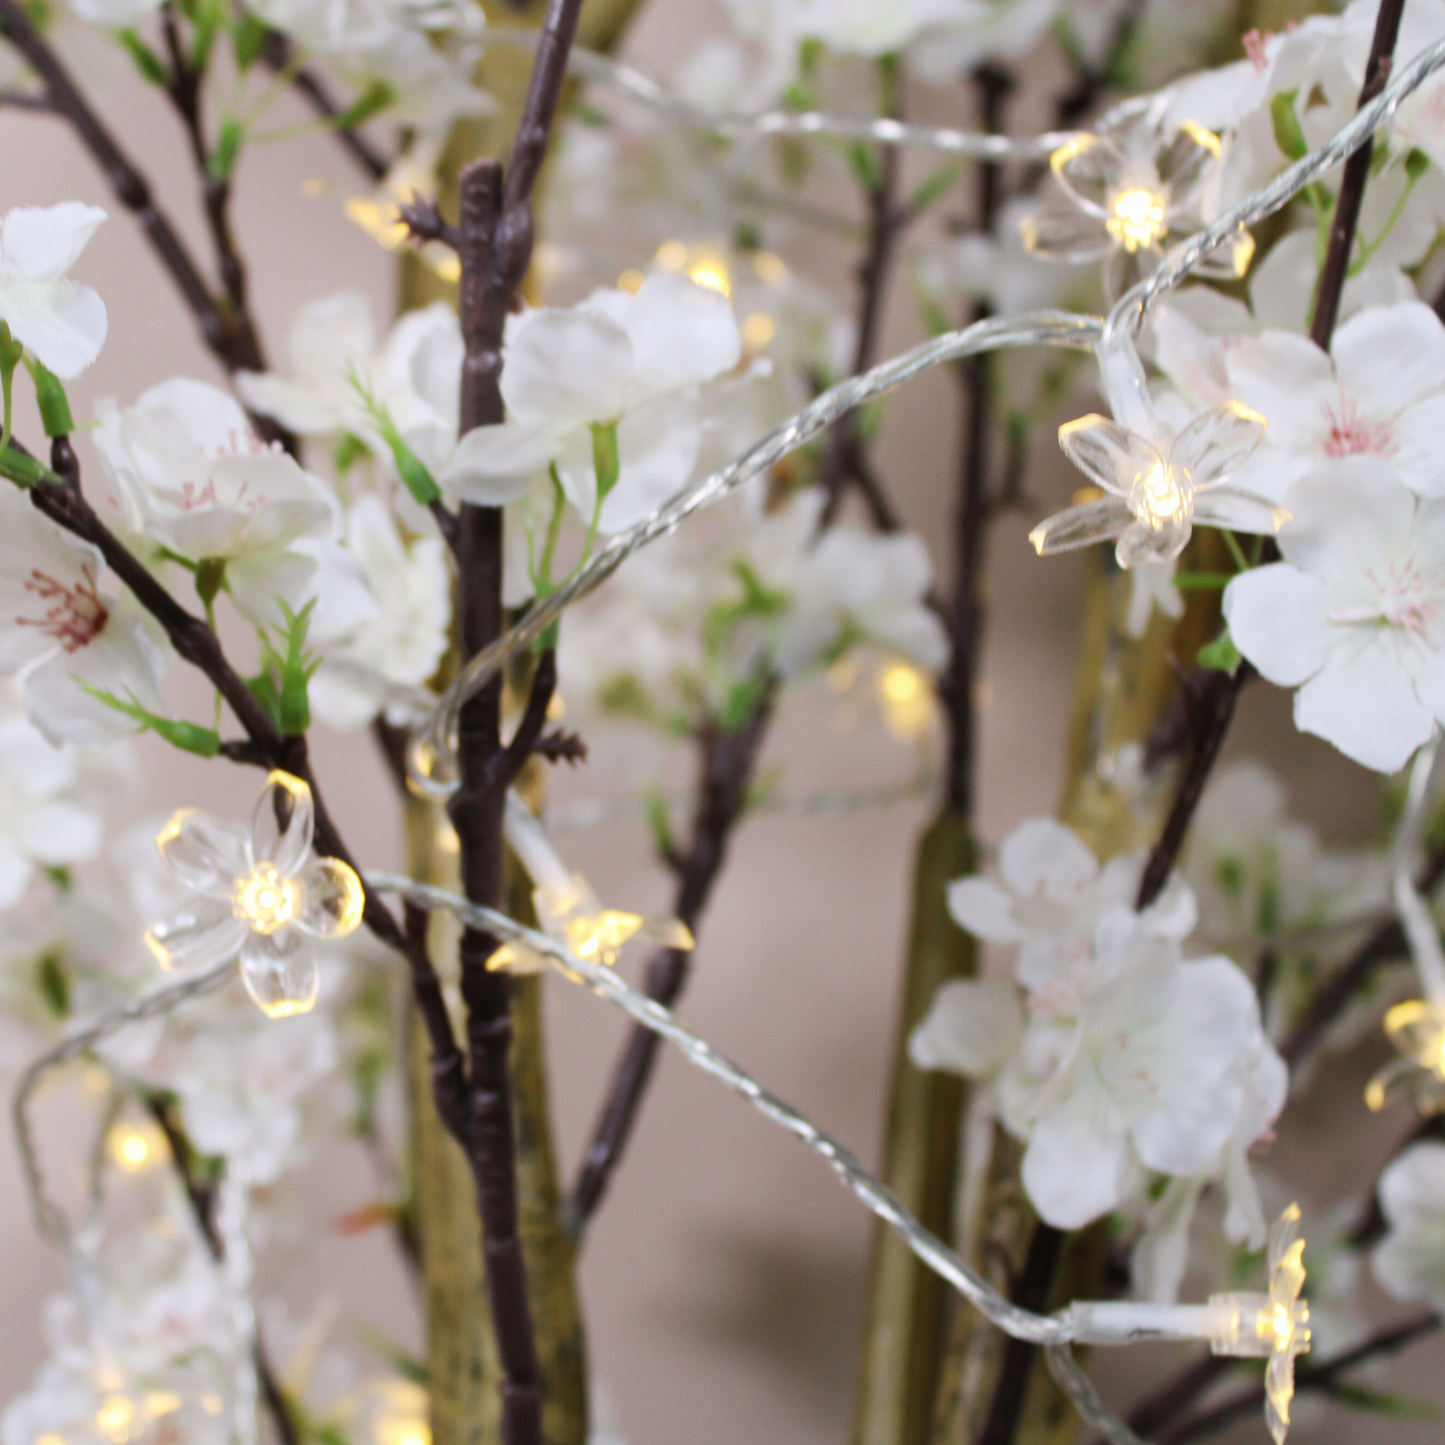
[[17, 564, 108, 652], [1320, 390, 1396, 460], [1330, 555, 1444, 640]]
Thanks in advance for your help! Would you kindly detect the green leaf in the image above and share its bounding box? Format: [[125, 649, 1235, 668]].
[[335, 79, 394, 130], [231, 12, 269, 71], [23, 358, 73, 437], [909, 159, 966, 216], [78, 684, 221, 756], [1323, 1382, 1438, 1420], [847, 140, 884, 194], [356, 1325, 429, 1385], [118, 28, 168, 86], [1173, 572, 1233, 591], [1406, 146, 1432, 183], [1198, 627, 1243, 675], [208, 118, 245, 181], [348, 369, 441, 506], [34, 950, 69, 1018], [248, 598, 319, 736], [590, 420, 620, 502], [644, 789, 676, 865], [720, 673, 766, 730], [1270, 90, 1308, 162]]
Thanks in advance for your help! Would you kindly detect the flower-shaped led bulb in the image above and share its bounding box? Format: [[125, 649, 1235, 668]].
[[1030, 402, 1284, 569], [1365, 999, 1445, 1113], [1207, 1204, 1311, 1444], [492, 790, 694, 975], [1022, 109, 1253, 296], [146, 770, 365, 1017], [487, 871, 695, 976]]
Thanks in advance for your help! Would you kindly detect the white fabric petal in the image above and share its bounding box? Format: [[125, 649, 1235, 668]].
[[908, 977, 1024, 1078], [999, 817, 1098, 897], [1022, 1100, 1132, 1229], [0, 278, 107, 378], [946, 877, 1026, 943], [1330, 300, 1445, 417], [596, 393, 702, 535], [620, 272, 741, 401], [500, 308, 634, 427], [439, 419, 560, 504], [0, 202, 107, 281], [1223, 565, 1330, 688]]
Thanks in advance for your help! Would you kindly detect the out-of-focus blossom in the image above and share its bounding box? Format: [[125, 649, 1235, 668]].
[[1372, 1141, 1445, 1315], [0, 203, 108, 378]]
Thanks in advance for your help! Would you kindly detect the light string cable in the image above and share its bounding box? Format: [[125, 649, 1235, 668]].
[[482, 26, 1086, 160], [407, 310, 1102, 794], [12, 958, 238, 1247], [408, 30, 1445, 798], [365, 870, 1073, 1346]]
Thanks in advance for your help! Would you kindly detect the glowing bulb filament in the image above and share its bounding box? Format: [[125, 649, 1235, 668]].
[[234, 864, 301, 934], [1107, 188, 1167, 251]]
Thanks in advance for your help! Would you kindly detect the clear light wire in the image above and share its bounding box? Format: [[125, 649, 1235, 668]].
[[406, 311, 1102, 795], [1391, 732, 1445, 1005], [409, 28, 1445, 798], [1046, 1345, 1150, 1445], [1105, 32, 1445, 348], [12, 957, 237, 1246], [365, 872, 1071, 1344], [483, 27, 1083, 160]]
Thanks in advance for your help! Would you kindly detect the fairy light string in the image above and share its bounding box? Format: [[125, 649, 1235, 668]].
[[405, 27, 1445, 797]]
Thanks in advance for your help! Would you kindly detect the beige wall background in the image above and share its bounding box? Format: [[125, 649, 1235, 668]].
[[2, 2, 1444, 1442]]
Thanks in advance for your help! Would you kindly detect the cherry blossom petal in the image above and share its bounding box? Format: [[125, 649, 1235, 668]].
[[239, 927, 319, 1018], [1224, 564, 1330, 687], [27, 801, 102, 867], [621, 272, 741, 401], [0, 279, 107, 380], [999, 817, 1099, 897], [909, 978, 1024, 1077], [292, 856, 365, 938], [1170, 401, 1267, 487], [1027, 495, 1133, 555], [1058, 414, 1160, 495], [1275, 458, 1417, 593], [947, 877, 1026, 942], [1294, 633, 1437, 773], [156, 808, 251, 897], [251, 771, 314, 875], [0, 203, 106, 280], [1379, 391, 1445, 498], [440, 419, 560, 504], [234, 371, 346, 436], [146, 899, 250, 973], [596, 393, 703, 535], [1018, 207, 1114, 263], [0, 844, 33, 909], [1330, 300, 1445, 418], [1223, 330, 1334, 452], [1022, 1102, 1133, 1229], [500, 307, 633, 427]]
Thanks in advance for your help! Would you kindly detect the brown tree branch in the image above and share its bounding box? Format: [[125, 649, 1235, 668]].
[[568, 682, 777, 1233]]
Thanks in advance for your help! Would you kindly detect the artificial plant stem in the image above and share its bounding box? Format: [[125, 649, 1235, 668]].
[[1132, 0, 1406, 915], [14, 457, 475, 1172], [0, 0, 263, 382], [449, 158, 542, 1445], [1310, 0, 1408, 349], [568, 690, 777, 1232], [258, 28, 390, 182]]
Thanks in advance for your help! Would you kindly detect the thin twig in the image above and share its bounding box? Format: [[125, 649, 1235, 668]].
[[258, 27, 390, 183], [569, 682, 777, 1233]]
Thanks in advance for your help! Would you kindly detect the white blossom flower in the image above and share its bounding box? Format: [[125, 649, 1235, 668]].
[[1221, 302, 1445, 504], [441, 272, 741, 533], [145, 771, 365, 1018], [1372, 1141, 1445, 1315], [1030, 402, 1283, 569], [0, 202, 108, 378], [93, 378, 346, 629], [309, 495, 450, 728], [0, 483, 169, 746], [0, 710, 101, 908], [1224, 458, 1445, 773]]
